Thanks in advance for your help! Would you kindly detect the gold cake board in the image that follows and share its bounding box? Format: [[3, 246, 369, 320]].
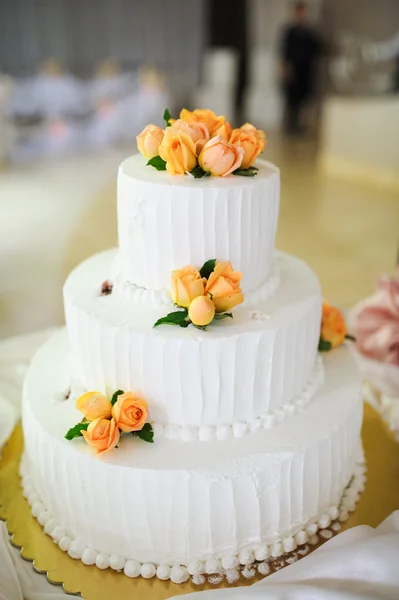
[[1, 403, 398, 600]]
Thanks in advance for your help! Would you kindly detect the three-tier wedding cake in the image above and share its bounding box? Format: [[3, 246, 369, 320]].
[[21, 109, 365, 585]]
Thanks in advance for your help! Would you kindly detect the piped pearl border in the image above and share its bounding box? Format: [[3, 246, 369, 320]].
[[111, 257, 281, 309], [148, 354, 324, 442], [19, 448, 366, 585]]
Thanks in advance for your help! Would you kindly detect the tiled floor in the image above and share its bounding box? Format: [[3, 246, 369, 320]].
[[1, 138, 398, 337]]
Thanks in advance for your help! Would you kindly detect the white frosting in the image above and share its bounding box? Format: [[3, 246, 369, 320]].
[[63, 249, 322, 429], [22, 330, 363, 572], [117, 155, 280, 292], [111, 254, 281, 309]]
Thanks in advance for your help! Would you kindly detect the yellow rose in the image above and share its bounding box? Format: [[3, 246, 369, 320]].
[[198, 136, 244, 177], [171, 266, 205, 308], [188, 296, 215, 327], [82, 417, 120, 456], [75, 391, 112, 421], [111, 392, 148, 433], [158, 128, 197, 175], [213, 120, 232, 141], [321, 302, 347, 349], [168, 119, 209, 155], [136, 124, 164, 159], [205, 261, 244, 313], [230, 123, 266, 168], [180, 108, 226, 136]]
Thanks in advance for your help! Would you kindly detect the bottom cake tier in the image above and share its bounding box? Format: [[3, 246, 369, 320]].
[[21, 330, 365, 583]]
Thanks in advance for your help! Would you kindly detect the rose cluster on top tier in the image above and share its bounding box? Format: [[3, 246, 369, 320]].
[[136, 108, 266, 177]]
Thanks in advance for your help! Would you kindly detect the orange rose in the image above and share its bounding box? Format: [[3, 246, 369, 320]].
[[205, 261, 244, 313], [198, 137, 243, 177], [112, 392, 148, 433], [171, 266, 205, 308], [230, 123, 266, 168], [180, 108, 226, 136], [76, 391, 112, 422], [188, 296, 215, 327], [213, 121, 232, 141], [158, 127, 197, 175], [136, 124, 164, 159], [321, 302, 347, 349], [168, 119, 209, 155], [82, 418, 120, 456]]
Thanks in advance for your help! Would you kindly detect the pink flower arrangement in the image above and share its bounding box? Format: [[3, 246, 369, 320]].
[[351, 271, 399, 367]]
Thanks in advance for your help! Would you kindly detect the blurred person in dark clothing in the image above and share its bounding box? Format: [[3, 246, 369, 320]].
[[279, 1, 322, 135]]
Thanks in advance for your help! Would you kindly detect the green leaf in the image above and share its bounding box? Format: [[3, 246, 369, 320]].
[[111, 390, 124, 406], [65, 421, 89, 441], [318, 338, 332, 352], [199, 259, 217, 279], [153, 310, 190, 328], [163, 108, 172, 127], [147, 156, 167, 171], [233, 166, 258, 177], [213, 313, 233, 320], [133, 423, 154, 444], [345, 334, 356, 342], [190, 165, 211, 179]]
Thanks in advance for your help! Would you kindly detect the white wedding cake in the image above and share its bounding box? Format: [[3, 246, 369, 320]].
[[21, 109, 365, 585]]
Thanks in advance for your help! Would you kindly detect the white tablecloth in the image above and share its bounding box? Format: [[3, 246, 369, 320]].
[[1, 330, 399, 600]]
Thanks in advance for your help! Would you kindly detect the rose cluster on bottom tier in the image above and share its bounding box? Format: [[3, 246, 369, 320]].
[[65, 391, 154, 455]]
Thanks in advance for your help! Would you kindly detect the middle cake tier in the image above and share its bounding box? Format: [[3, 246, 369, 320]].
[[64, 249, 322, 436]]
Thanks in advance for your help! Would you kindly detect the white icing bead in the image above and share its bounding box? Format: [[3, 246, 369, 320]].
[[181, 427, 197, 442], [271, 542, 283, 557], [59, 536, 71, 552], [151, 423, 164, 440], [225, 569, 241, 584], [242, 566, 256, 579], [170, 565, 190, 584], [164, 424, 180, 440], [221, 555, 239, 570], [248, 418, 261, 433], [320, 529, 333, 540], [187, 559, 204, 575], [38, 510, 51, 526], [295, 530, 308, 545], [156, 564, 171, 580], [261, 414, 275, 429], [239, 550, 254, 565], [308, 534, 319, 545], [318, 514, 331, 529], [44, 519, 57, 535], [274, 409, 286, 422], [109, 554, 125, 571], [233, 421, 247, 438], [124, 560, 141, 578], [28, 492, 40, 506], [23, 484, 33, 498], [328, 506, 339, 520], [82, 548, 97, 566], [51, 526, 65, 542], [68, 539, 86, 559], [306, 523, 318, 536], [283, 536, 297, 552], [346, 500, 356, 512], [331, 521, 342, 532], [285, 404, 296, 416], [141, 563, 156, 579], [258, 561, 271, 576], [339, 509, 349, 522], [96, 554, 110, 570], [216, 425, 231, 440], [31, 502, 44, 518], [199, 426, 215, 441], [205, 558, 222, 574], [254, 546, 269, 561], [192, 574, 206, 585]]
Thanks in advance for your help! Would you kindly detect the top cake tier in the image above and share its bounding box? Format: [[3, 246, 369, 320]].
[[117, 155, 280, 292]]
